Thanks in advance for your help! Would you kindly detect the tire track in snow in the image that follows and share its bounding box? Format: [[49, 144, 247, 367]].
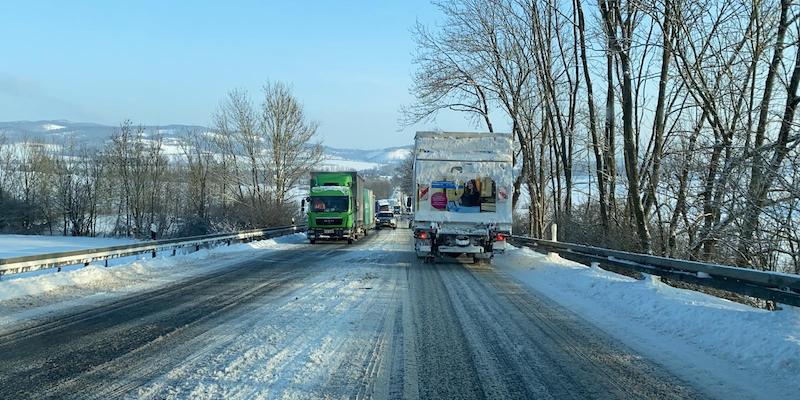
[[131, 232, 404, 399], [0, 244, 345, 399], [1, 229, 713, 399], [321, 235, 406, 399], [470, 267, 705, 399]]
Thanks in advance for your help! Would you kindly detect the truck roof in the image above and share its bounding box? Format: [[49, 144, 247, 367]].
[[414, 131, 512, 139], [310, 186, 351, 195], [414, 131, 513, 162]]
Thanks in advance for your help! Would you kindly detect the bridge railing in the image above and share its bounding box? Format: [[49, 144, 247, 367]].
[[0, 225, 307, 277], [508, 235, 800, 308]]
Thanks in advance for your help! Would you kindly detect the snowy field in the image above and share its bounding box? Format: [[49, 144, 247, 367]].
[[0, 234, 139, 258], [494, 246, 800, 400]]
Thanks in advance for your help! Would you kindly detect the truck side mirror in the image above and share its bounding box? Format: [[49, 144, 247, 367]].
[[301, 199, 306, 213]]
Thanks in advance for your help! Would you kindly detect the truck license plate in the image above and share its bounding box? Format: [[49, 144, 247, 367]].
[[324, 229, 334, 234]]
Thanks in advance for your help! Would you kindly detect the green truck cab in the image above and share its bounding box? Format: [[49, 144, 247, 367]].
[[306, 171, 374, 244]]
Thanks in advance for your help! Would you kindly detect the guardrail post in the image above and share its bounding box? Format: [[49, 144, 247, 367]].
[[152, 250, 156, 258], [104, 259, 108, 268], [172, 249, 176, 256]]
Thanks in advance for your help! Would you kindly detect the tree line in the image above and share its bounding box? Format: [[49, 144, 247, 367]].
[[405, 0, 800, 275], [0, 81, 322, 238]]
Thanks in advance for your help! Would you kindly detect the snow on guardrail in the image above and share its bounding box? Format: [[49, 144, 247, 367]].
[[0, 225, 307, 277], [509, 235, 800, 308]]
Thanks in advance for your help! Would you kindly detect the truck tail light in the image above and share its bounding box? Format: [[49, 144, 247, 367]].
[[418, 231, 428, 239], [495, 233, 505, 241]]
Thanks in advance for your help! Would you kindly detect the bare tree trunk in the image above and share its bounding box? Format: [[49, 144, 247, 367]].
[[576, 0, 608, 229], [643, 0, 672, 216], [738, 0, 792, 268], [601, 0, 652, 252]]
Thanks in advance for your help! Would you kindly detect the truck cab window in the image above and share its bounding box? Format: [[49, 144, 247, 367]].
[[311, 196, 349, 212]]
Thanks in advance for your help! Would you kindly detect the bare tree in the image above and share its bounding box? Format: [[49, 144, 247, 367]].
[[180, 130, 216, 234], [211, 82, 322, 226], [599, 0, 653, 253], [396, 155, 415, 197], [260, 81, 323, 208], [737, 0, 800, 268]]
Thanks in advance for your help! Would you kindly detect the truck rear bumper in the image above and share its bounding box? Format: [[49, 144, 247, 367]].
[[438, 245, 485, 254]]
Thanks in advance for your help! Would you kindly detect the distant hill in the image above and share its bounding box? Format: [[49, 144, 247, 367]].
[[0, 120, 208, 144], [0, 120, 410, 171]]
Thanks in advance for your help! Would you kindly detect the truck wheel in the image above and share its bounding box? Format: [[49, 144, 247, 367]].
[[309, 239, 315, 244], [348, 238, 354, 245], [392, 226, 397, 230]]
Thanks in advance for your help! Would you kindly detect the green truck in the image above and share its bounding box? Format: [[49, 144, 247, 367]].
[[305, 171, 374, 244]]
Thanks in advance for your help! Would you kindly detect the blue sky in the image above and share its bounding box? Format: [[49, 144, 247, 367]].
[[0, 0, 478, 149]]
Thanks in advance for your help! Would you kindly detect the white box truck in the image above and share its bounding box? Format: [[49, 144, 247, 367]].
[[412, 131, 513, 262]]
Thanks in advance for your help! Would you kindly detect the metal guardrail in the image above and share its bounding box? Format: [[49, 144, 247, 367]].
[[509, 235, 800, 308], [0, 225, 307, 277]]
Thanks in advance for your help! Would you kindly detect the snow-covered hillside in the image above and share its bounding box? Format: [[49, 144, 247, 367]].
[[323, 145, 411, 165], [0, 120, 410, 171], [0, 120, 208, 145]]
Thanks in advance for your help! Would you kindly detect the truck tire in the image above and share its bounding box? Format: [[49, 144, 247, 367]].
[[348, 238, 354, 245], [309, 239, 315, 244]]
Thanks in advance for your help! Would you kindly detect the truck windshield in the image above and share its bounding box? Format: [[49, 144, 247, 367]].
[[311, 196, 349, 212], [378, 212, 394, 218]]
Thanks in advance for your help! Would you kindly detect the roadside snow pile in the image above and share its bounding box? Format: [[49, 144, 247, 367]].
[[495, 246, 800, 395], [0, 233, 308, 303], [0, 234, 139, 258]]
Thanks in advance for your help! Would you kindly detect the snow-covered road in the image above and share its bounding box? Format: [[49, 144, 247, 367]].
[[0, 229, 743, 399]]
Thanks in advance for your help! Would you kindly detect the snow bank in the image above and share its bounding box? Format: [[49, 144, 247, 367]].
[[0, 234, 308, 304], [495, 246, 800, 398]]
